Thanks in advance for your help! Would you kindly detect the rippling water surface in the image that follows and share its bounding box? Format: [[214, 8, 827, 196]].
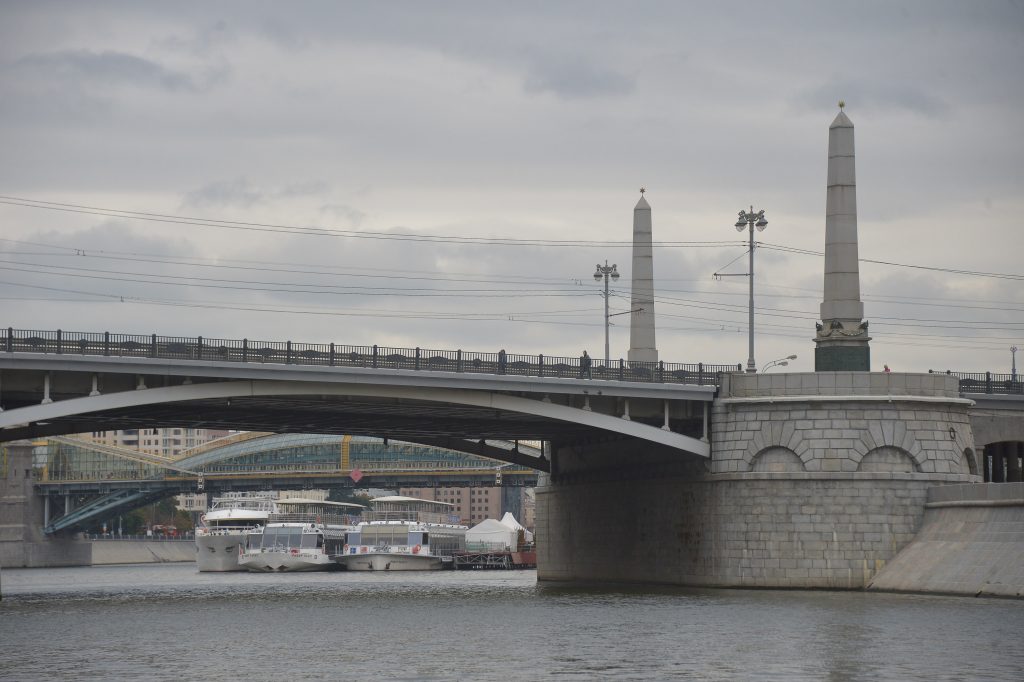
[[2, 564, 1022, 681]]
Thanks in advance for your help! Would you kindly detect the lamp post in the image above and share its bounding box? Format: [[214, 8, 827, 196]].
[[594, 261, 620, 365], [735, 206, 768, 373], [762, 354, 797, 373], [1012, 346, 1018, 381]]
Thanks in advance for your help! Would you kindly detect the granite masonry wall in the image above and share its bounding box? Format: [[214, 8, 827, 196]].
[[1, 441, 91, 568], [537, 372, 979, 588]]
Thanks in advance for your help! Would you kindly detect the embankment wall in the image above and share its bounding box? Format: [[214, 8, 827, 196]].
[[868, 483, 1024, 597], [90, 540, 196, 565]]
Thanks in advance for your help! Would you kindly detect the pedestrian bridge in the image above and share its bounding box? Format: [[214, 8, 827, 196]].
[[0, 328, 733, 462], [32, 432, 539, 534]]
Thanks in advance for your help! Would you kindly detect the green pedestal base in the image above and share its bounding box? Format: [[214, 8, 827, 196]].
[[815, 345, 870, 371]]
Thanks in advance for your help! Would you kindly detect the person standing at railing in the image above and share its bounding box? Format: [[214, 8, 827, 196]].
[[580, 350, 592, 379], [498, 349, 507, 375]]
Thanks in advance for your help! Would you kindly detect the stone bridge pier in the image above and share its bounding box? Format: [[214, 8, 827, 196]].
[[536, 372, 978, 588], [1, 440, 91, 567]]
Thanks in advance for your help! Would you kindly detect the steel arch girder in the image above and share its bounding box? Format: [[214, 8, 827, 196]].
[[0, 380, 709, 457]]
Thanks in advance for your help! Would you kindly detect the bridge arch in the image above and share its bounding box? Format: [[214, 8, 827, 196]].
[[0, 379, 708, 457]]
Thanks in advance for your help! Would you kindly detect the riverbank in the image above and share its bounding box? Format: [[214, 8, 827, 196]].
[[90, 539, 195, 565]]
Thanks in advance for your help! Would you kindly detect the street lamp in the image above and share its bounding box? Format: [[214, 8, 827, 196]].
[[594, 261, 620, 365], [1012, 346, 1018, 381], [762, 354, 797, 373], [735, 206, 768, 373]]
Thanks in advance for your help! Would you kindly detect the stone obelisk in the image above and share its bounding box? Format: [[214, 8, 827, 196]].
[[628, 190, 658, 363], [814, 103, 871, 370]]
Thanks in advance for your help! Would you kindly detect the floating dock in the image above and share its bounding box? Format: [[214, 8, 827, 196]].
[[452, 550, 536, 570]]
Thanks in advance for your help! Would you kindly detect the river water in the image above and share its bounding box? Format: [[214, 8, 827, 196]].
[[1, 564, 1022, 681]]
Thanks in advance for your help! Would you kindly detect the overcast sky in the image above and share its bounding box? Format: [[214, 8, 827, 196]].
[[1, 1, 1022, 374]]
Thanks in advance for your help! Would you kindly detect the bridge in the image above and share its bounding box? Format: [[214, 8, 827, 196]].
[[0, 327, 732, 463], [31, 432, 539, 534], [3, 328, 1023, 584]]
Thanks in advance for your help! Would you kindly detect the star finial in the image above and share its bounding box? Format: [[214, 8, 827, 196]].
[[639, 186, 646, 195], [838, 100, 845, 110]]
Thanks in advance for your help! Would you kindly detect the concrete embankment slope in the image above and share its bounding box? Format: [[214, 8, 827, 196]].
[[868, 483, 1024, 598], [91, 540, 196, 565]]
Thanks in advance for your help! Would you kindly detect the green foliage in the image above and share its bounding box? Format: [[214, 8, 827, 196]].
[[327, 487, 373, 509], [122, 510, 146, 534], [174, 509, 194, 532]]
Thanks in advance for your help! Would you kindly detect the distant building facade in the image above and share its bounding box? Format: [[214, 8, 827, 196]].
[[77, 428, 231, 458], [399, 485, 534, 529]]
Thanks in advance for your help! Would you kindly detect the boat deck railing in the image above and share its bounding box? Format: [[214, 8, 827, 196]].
[[266, 512, 361, 526], [362, 510, 455, 524]]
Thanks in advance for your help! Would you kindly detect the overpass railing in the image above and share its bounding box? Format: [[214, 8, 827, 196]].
[[929, 370, 1024, 395], [2, 327, 740, 386]]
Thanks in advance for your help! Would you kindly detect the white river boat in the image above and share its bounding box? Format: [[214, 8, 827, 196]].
[[338, 496, 467, 571], [239, 498, 363, 572], [195, 493, 280, 572]]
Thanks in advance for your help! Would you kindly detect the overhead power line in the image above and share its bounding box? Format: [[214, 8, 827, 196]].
[[0, 195, 739, 249]]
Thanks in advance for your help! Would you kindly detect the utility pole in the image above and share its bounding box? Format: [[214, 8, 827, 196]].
[[593, 261, 620, 365]]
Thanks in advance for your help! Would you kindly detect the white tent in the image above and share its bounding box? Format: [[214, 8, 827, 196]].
[[466, 518, 518, 551], [500, 512, 534, 543]]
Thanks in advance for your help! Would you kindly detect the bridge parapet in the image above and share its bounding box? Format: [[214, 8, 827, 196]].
[[720, 370, 961, 399], [931, 370, 1024, 396], [2, 327, 739, 386]]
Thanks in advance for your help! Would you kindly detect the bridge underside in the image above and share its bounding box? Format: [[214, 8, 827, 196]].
[[3, 393, 604, 443], [0, 367, 713, 463]]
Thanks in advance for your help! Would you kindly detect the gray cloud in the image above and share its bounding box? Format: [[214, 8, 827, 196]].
[[523, 55, 635, 98], [15, 49, 200, 92], [319, 203, 366, 228], [182, 179, 330, 210]]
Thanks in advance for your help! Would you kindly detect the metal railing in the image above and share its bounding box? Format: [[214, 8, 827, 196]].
[[929, 370, 1024, 395], [2, 327, 740, 386]]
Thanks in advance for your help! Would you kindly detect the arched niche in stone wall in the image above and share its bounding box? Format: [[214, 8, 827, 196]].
[[749, 447, 806, 473], [959, 447, 978, 476], [857, 446, 920, 473]]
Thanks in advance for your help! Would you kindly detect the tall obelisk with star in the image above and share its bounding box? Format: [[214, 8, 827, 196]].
[[628, 188, 658, 364], [815, 102, 871, 370]]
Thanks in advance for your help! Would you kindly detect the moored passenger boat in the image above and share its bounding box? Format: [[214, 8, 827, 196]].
[[337, 496, 467, 571], [238, 498, 363, 572], [195, 493, 279, 572]]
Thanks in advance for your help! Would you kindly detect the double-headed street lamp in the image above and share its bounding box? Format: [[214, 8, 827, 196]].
[[762, 354, 797, 373], [735, 206, 768, 373], [594, 261, 620, 365]]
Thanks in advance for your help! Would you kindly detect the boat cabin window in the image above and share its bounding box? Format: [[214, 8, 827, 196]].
[[360, 525, 408, 546], [259, 526, 308, 549], [286, 529, 303, 549], [300, 532, 321, 549], [408, 531, 427, 546], [346, 531, 361, 545], [247, 533, 262, 549]]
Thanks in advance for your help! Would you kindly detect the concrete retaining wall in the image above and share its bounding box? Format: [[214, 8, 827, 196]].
[[867, 483, 1024, 597], [91, 540, 196, 565], [538, 472, 956, 588]]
